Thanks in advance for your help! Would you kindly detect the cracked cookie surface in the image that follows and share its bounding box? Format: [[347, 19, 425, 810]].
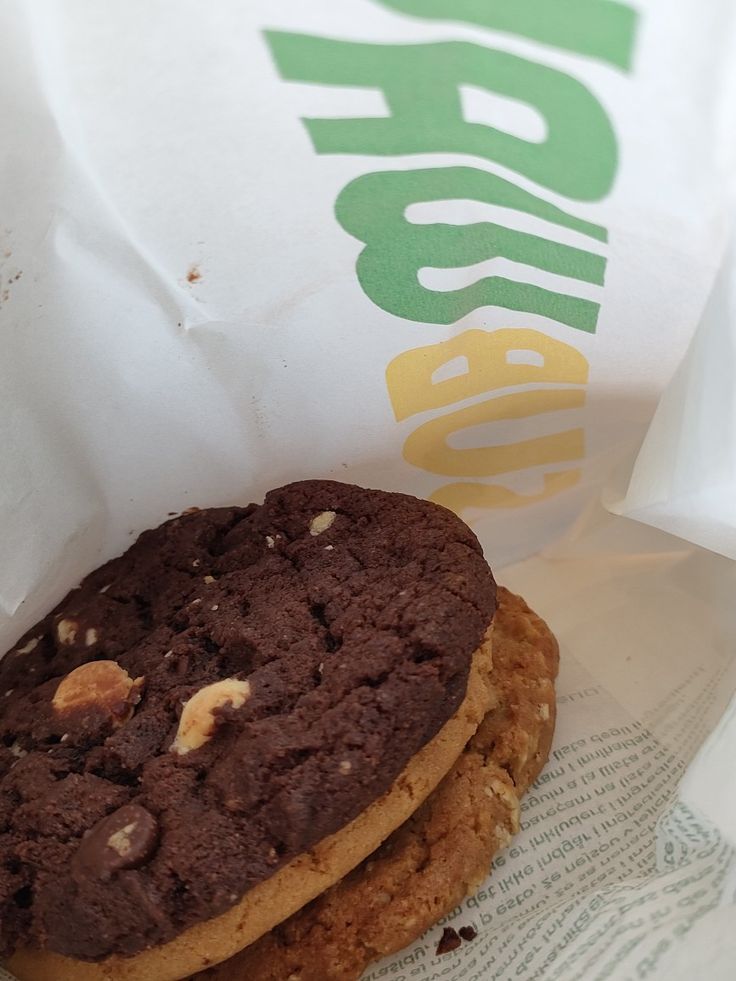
[[195, 588, 557, 981], [0, 481, 496, 963]]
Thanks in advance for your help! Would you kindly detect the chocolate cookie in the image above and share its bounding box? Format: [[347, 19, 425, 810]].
[[195, 588, 557, 981], [0, 481, 496, 977]]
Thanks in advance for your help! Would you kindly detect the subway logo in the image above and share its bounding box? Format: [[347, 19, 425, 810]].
[[265, 0, 638, 514]]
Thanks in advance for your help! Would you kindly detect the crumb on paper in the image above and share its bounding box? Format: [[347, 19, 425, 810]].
[[186, 265, 202, 283], [436, 926, 461, 955], [458, 925, 477, 942]]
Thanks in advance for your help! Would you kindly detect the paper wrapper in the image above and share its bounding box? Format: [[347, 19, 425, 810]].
[[1, 1, 736, 978]]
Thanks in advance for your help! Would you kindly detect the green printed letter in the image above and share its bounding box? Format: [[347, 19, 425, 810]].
[[265, 33, 617, 201], [335, 167, 605, 330], [376, 0, 637, 71]]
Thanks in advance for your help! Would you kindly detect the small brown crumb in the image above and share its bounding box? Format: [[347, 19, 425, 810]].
[[458, 925, 477, 942], [436, 926, 461, 955], [186, 265, 201, 283]]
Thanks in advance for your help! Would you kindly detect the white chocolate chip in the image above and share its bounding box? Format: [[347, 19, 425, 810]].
[[487, 778, 520, 832], [99, 583, 112, 594], [171, 678, 251, 755], [494, 823, 513, 848], [324, 545, 334, 551], [52, 661, 142, 727], [192, 559, 200, 568], [265, 535, 275, 548], [56, 619, 78, 646], [211, 604, 219, 611], [15, 636, 40, 656], [339, 760, 352, 774], [4, 690, 12, 697], [164, 650, 174, 659], [203, 575, 216, 584], [309, 511, 336, 536], [9, 742, 26, 758], [85, 628, 98, 647], [60, 733, 69, 743], [107, 823, 136, 857]]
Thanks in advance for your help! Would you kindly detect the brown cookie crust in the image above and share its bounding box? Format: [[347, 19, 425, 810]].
[[197, 588, 558, 981], [0, 481, 496, 961]]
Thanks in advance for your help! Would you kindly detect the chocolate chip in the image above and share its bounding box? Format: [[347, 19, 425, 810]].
[[72, 803, 159, 880], [436, 926, 461, 955], [459, 925, 477, 942]]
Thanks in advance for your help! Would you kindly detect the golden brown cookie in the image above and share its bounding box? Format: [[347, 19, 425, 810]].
[[195, 588, 557, 981], [7, 634, 495, 981]]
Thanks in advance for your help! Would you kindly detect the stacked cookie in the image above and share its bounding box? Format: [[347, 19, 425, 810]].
[[0, 481, 557, 981]]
